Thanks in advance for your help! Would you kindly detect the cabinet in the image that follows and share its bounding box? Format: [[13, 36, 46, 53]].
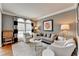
[[2, 30, 13, 45]]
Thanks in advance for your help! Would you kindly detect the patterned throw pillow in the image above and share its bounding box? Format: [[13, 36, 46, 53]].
[[45, 34, 47, 37]]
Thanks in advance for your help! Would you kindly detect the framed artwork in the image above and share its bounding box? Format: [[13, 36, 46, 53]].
[[43, 20, 53, 31]]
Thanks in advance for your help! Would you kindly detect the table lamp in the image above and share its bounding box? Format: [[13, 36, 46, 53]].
[[61, 24, 70, 31]]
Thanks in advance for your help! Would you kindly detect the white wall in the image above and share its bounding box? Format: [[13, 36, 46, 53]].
[[0, 4, 2, 47]]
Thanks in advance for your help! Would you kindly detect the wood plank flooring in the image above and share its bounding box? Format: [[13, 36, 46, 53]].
[[0, 44, 13, 56]]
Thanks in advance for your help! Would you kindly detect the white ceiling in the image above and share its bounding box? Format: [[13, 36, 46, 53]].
[[2, 3, 75, 19]]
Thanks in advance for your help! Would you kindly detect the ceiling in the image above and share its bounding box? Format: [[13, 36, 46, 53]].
[[2, 3, 75, 19]]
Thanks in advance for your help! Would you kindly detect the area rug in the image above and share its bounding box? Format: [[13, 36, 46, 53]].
[[12, 42, 36, 56]]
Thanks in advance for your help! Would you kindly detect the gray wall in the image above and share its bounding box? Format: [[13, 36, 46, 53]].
[[2, 14, 14, 31], [38, 9, 76, 34]]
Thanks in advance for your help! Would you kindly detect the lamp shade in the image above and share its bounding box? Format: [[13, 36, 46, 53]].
[[61, 24, 70, 30]]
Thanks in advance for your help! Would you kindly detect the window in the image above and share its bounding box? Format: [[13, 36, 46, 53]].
[[17, 18, 25, 38], [17, 18, 32, 39], [17, 18, 25, 22], [25, 20, 32, 35], [18, 23, 25, 31]]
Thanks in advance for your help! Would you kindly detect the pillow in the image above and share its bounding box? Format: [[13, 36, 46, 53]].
[[37, 33, 40, 36], [40, 33, 43, 36], [51, 34, 55, 39], [65, 43, 74, 47], [49, 34, 51, 38], [45, 34, 47, 37], [64, 39, 75, 46], [51, 34, 58, 41], [47, 34, 51, 38]]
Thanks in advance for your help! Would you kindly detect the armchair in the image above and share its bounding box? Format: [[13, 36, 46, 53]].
[[50, 39, 76, 56]]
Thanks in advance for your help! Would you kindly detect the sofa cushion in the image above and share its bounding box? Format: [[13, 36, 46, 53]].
[[47, 33, 51, 38], [40, 33, 44, 36], [51, 34, 58, 41]]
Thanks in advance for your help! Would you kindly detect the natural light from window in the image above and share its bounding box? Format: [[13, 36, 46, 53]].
[[17, 18, 32, 39]]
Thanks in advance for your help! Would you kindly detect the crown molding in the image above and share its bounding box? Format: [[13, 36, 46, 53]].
[[38, 4, 76, 20]]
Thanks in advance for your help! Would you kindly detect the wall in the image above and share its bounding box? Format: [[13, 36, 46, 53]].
[[38, 9, 76, 34], [78, 7, 79, 36], [2, 14, 14, 31], [0, 4, 2, 47]]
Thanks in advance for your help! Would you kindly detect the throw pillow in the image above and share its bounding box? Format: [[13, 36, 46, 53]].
[[65, 43, 74, 47], [40, 33, 43, 36], [45, 34, 47, 37], [64, 38, 75, 46], [53, 35, 58, 40], [49, 34, 51, 38]]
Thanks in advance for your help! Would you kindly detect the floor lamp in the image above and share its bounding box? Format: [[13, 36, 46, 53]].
[[61, 24, 70, 40]]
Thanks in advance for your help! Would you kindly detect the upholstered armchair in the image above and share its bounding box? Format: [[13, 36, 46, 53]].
[[50, 39, 76, 56]]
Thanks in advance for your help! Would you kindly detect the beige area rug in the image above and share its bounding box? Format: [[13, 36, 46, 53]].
[[12, 42, 36, 56]]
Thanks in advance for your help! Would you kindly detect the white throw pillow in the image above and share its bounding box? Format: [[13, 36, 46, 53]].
[[65, 43, 74, 47], [64, 38, 75, 47]]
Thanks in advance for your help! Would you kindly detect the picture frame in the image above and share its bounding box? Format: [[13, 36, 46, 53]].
[[43, 20, 53, 31]]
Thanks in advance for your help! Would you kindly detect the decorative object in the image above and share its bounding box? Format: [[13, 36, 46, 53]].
[[43, 20, 53, 31]]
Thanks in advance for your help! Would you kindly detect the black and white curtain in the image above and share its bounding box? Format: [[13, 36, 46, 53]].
[[13, 16, 18, 43]]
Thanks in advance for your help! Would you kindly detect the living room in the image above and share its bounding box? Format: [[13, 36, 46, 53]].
[[0, 3, 78, 56]]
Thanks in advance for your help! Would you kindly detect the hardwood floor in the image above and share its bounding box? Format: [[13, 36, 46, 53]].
[[0, 44, 13, 56]]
